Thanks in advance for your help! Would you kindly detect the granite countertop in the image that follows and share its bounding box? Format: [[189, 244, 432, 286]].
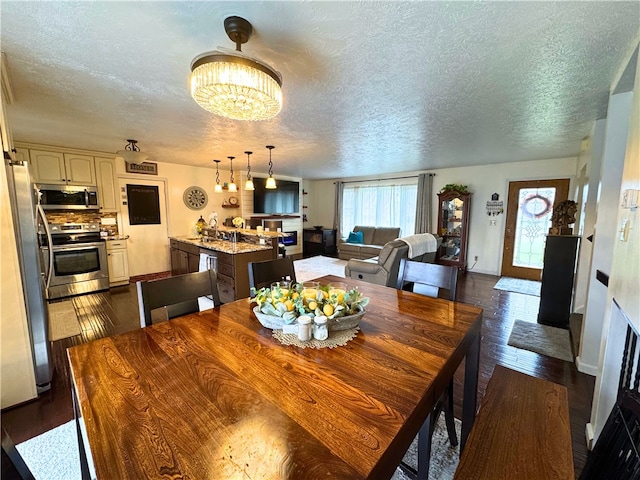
[[104, 235, 130, 241], [172, 236, 273, 255]]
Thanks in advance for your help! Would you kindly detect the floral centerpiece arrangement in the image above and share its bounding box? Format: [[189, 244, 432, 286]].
[[232, 216, 244, 228], [250, 282, 369, 331]]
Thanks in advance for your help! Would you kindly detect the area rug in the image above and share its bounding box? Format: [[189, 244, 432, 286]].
[[294, 255, 347, 282], [16, 420, 81, 480], [508, 320, 573, 362], [16, 416, 460, 480], [493, 276, 541, 296], [48, 300, 81, 341]]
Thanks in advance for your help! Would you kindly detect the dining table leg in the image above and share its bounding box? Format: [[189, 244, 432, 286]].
[[72, 385, 91, 480], [416, 412, 432, 480], [460, 329, 481, 452]]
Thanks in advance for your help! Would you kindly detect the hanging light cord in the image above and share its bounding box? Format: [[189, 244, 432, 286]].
[[266, 145, 275, 177], [245, 151, 252, 181]]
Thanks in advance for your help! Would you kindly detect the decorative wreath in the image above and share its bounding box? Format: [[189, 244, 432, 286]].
[[521, 194, 552, 219]]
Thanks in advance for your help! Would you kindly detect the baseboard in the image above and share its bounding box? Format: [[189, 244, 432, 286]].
[[585, 422, 595, 450], [576, 356, 599, 376]]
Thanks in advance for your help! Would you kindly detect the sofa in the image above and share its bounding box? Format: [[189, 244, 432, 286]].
[[344, 235, 440, 287], [338, 226, 401, 260]]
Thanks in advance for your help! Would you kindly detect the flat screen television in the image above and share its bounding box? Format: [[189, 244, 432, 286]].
[[253, 177, 300, 214]]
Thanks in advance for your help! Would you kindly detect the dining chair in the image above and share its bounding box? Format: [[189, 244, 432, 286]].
[[396, 259, 459, 477], [136, 269, 223, 328], [2, 426, 35, 480], [248, 257, 297, 291]]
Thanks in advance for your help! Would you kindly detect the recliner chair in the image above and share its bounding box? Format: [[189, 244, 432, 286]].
[[344, 240, 409, 287]]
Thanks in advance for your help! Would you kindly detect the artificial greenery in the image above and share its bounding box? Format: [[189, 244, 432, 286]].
[[439, 183, 469, 194]]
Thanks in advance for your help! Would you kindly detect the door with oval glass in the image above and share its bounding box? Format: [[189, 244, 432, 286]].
[[501, 179, 570, 280]]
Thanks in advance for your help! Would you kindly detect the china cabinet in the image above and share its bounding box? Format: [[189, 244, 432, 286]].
[[436, 191, 471, 271]]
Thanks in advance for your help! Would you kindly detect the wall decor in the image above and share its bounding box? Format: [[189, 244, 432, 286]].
[[486, 193, 504, 216], [125, 161, 158, 175], [126, 184, 160, 225], [183, 186, 208, 210]]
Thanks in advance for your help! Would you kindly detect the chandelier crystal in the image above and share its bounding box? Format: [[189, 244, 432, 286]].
[[190, 16, 283, 121]]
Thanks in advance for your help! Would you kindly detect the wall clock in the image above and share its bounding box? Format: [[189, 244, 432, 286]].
[[228, 196, 239, 206], [183, 186, 208, 210]]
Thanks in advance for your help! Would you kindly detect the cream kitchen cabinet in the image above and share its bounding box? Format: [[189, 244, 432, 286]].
[[95, 157, 118, 212], [106, 240, 129, 286], [30, 150, 96, 186]]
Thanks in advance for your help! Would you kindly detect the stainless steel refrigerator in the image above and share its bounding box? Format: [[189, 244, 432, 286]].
[[4, 152, 53, 393]]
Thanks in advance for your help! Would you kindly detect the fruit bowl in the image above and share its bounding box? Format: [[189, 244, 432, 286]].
[[253, 305, 365, 331]]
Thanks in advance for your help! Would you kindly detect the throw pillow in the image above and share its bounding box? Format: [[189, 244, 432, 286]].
[[346, 231, 364, 244]]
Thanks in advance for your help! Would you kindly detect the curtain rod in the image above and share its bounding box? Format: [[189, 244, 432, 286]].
[[336, 173, 435, 185]]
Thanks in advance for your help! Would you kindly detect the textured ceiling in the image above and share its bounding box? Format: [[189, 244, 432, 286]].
[[1, 2, 638, 180]]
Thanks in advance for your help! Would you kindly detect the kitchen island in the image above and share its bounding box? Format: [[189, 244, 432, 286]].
[[170, 228, 285, 301]]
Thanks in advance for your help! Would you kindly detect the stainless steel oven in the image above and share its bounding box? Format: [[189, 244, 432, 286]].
[[39, 223, 109, 299]]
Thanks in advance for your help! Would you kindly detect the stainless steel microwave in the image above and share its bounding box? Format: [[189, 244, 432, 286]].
[[37, 184, 99, 210]]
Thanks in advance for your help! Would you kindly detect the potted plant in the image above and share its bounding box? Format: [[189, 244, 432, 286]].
[[439, 183, 470, 194]]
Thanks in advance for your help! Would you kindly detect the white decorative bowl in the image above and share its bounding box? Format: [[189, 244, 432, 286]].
[[252, 306, 365, 331]]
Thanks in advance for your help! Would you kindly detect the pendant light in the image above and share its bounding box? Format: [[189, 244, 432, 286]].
[[213, 160, 223, 193], [190, 16, 283, 121], [115, 139, 149, 165], [244, 151, 255, 191], [227, 156, 237, 192], [265, 145, 277, 189]]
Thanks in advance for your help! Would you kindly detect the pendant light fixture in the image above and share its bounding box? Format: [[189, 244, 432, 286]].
[[190, 16, 283, 121], [244, 151, 255, 191], [227, 156, 237, 192], [213, 160, 223, 193], [265, 145, 277, 189], [115, 139, 148, 165]]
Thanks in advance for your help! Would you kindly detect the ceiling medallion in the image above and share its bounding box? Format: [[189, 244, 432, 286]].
[[190, 16, 283, 121]]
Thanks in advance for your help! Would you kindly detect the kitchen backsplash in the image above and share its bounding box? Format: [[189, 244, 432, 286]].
[[44, 211, 119, 236]]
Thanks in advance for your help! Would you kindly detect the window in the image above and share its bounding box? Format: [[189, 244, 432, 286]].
[[341, 179, 418, 237]]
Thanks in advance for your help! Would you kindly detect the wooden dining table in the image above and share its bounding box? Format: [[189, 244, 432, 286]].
[[68, 275, 483, 480]]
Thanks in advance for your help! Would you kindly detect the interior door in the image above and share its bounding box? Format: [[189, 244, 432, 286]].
[[501, 179, 570, 280], [118, 177, 169, 278]]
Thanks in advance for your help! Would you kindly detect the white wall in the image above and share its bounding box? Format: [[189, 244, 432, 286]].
[[305, 157, 577, 276], [574, 121, 606, 315], [589, 44, 639, 442], [577, 91, 634, 376]]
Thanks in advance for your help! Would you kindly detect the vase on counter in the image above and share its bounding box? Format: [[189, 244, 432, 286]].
[[195, 216, 207, 235]]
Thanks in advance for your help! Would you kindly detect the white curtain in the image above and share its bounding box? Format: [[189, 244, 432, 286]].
[[341, 179, 418, 237]]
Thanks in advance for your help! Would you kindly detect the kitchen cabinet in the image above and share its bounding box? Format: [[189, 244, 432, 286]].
[[95, 157, 118, 212], [106, 240, 129, 286], [30, 150, 96, 186], [436, 190, 471, 271], [303, 228, 336, 257], [170, 239, 200, 276]]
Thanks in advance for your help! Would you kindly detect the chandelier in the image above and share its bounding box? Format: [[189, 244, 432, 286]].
[[115, 139, 148, 165], [190, 16, 283, 121]]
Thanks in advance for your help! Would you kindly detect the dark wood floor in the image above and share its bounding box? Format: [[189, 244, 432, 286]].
[[1, 272, 594, 477]]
